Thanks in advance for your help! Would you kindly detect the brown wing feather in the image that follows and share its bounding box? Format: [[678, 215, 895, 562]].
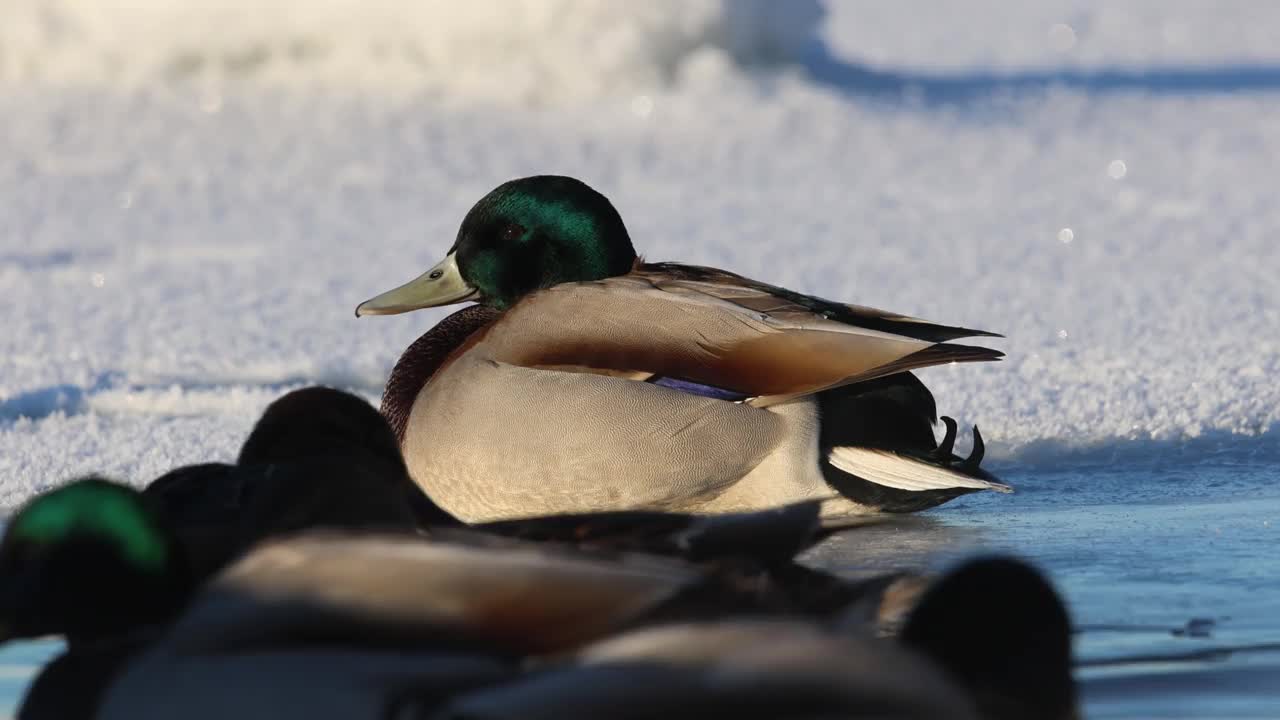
[[748, 342, 1004, 407], [638, 262, 1002, 342], [472, 269, 1001, 401], [166, 533, 697, 656]]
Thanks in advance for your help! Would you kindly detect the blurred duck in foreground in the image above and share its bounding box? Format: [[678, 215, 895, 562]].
[[0, 386, 1074, 720], [3, 506, 1074, 720], [357, 175, 1009, 523], [99, 543, 1073, 720]]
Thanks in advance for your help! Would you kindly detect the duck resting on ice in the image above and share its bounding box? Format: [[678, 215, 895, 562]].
[[357, 175, 1009, 522]]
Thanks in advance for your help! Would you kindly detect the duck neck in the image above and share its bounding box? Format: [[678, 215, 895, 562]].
[[381, 304, 501, 444], [381, 305, 501, 529]]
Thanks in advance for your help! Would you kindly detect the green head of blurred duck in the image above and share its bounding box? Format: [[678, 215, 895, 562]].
[[357, 175, 1009, 523], [0, 478, 189, 647]]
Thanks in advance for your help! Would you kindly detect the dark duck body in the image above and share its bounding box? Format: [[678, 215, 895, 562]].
[[1, 473, 996, 720], [4, 489, 1074, 720]]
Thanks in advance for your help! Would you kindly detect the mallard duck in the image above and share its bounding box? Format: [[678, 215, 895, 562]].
[[0, 478, 194, 720], [1, 482, 913, 720], [93, 538, 1072, 720], [1, 458, 1071, 719], [356, 175, 1010, 522]]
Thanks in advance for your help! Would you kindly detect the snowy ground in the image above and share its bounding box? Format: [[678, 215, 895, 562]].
[[2, 0, 1280, 505]]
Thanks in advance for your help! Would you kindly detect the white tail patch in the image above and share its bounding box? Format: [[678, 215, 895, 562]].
[[827, 447, 1013, 494]]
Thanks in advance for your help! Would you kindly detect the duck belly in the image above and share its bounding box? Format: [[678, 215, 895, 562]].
[[401, 358, 837, 521]]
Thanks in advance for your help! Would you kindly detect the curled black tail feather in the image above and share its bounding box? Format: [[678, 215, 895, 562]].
[[960, 425, 985, 472], [934, 416, 959, 459]]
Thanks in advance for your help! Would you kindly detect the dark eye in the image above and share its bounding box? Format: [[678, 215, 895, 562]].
[[500, 223, 525, 242]]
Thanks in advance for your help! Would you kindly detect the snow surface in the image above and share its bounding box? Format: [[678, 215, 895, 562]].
[[0, 0, 820, 101], [2, 1, 1279, 505]]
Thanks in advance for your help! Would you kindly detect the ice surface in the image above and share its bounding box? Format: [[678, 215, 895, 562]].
[[2, 1, 1279, 504]]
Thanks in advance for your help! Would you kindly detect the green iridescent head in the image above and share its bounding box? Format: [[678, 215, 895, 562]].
[[357, 175, 637, 314], [7, 478, 169, 572], [0, 477, 183, 645]]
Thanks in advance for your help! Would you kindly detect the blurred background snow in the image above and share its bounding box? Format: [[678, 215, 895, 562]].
[[2, 0, 1279, 503]]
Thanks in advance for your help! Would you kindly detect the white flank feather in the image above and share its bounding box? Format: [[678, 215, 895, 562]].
[[826, 447, 1013, 494]]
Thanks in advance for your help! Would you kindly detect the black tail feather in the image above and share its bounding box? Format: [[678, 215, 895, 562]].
[[934, 416, 958, 459], [959, 425, 985, 472]]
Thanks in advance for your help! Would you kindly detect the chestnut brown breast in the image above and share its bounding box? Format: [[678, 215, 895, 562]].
[[381, 305, 501, 443]]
